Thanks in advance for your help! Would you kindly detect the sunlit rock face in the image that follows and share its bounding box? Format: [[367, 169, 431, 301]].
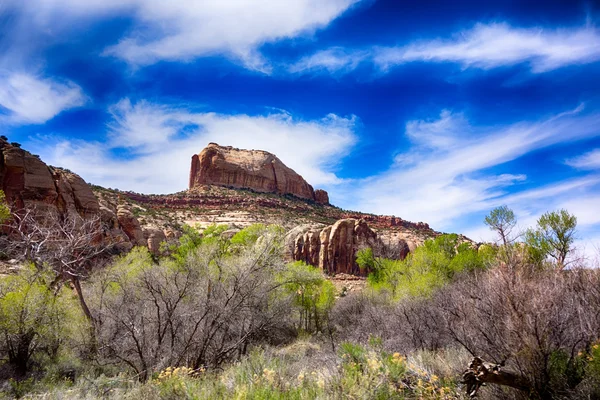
[[189, 143, 329, 204], [287, 218, 381, 276], [0, 138, 98, 217]]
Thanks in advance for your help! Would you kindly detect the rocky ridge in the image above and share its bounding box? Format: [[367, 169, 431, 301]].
[[1, 137, 442, 276]]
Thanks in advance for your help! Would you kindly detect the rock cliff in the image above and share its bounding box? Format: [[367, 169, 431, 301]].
[[0, 139, 98, 216], [189, 143, 329, 204], [0, 138, 174, 254], [286, 218, 403, 276], [1, 138, 439, 272]]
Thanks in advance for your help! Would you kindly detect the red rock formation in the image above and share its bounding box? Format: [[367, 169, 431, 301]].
[[0, 139, 98, 216], [189, 143, 330, 204], [116, 205, 145, 246], [315, 189, 329, 205], [0, 138, 166, 254], [288, 218, 382, 276]]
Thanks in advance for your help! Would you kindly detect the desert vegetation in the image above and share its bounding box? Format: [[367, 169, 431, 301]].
[[0, 198, 598, 399]]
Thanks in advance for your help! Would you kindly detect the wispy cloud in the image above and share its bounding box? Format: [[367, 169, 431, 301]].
[[342, 105, 600, 230], [30, 99, 358, 193], [0, 73, 86, 124], [5, 0, 360, 73], [376, 23, 600, 72], [291, 22, 600, 75], [566, 149, 600, 170], [290, 47, 369, 74]]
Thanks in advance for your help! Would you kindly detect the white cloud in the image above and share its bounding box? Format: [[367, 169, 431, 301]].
[[290, 47, 369, 74], [343, 106, 600, 230], [8, 0, 360, 72], [376, 23, 600, 72], [403, 109, 471, 150], [566, 149, 600, 170], [31, 99, 358, 193], [0, 73, 86, 124], [292, 22, 600, 75]]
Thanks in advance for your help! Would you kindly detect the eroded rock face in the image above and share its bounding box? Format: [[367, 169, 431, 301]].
[[190, 143, 329, 204], [314, 189, 329, 205], [117, 205, 145, 246], [287, 218, 384, 276], [0, 138, 171, 254], [0, 139, 98, 216]]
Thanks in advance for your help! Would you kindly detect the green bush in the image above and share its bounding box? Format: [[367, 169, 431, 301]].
[[364, 234, 488, 299], [0, 265, 86, 376], [278, 261, 335, 333]]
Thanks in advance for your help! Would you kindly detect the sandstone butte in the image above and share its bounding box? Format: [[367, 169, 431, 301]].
[[189, 143, 330, 204]]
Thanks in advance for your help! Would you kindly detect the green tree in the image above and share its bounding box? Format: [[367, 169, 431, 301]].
[[279, 261, 335, 333], [168, 224, 229, 264], [484, 205, 516, 247], [364, 234, 487, 299], [525, 209, 577, 270], [0, 265, 84, 375]]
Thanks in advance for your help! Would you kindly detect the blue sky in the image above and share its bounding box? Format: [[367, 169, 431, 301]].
[[1, 0, 600, 257]]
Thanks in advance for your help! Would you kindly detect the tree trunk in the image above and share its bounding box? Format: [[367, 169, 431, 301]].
[[70, 276, 97, 352], [71, 277, 93, 321], [461, 357, 531, 398]]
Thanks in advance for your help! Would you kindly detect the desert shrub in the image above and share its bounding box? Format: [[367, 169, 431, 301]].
[[437, 267, 600, 399], [331, 290, 450, 355], [334, 262, 600, 399], [90, 227, 294, 381]]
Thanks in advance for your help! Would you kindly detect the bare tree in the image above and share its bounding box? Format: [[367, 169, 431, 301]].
[[1, 208, 114, 324], [90, 229, 294, 380], [439, 267, 600, 398]]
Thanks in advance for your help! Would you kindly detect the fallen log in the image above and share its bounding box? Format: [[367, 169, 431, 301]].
[[461, 357, 531, 398]]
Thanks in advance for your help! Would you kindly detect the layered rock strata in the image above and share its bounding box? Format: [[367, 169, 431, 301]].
[[190, 143, 329, 204]]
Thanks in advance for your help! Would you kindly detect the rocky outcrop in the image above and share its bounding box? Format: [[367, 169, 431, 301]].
[[117, 205, 145, 246], [287, 218, 386, 276], [189, 143, 329, 204], [0, 139, 98, 216], [314, 189, 329, 205], [143, 227, 167, 255], [0, 138, 173, 255]]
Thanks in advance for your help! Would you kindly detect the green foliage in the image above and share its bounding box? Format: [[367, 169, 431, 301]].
[[356, 247, 376, 270], [0, 190, 10, 223], [525, 209, 577, 269], [230, 224, 285, 253], [366, 234, 488, 299], [106, 246, 155, 285], [278, 261, 336, 333], [0, 265, 85, 375], [168, 224, 229, 264], [230, 223, 267, 247]]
